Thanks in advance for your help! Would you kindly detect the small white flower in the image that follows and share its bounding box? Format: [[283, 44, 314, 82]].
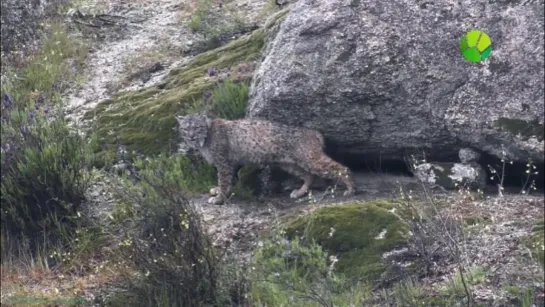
[[328, 228, 335, 238]]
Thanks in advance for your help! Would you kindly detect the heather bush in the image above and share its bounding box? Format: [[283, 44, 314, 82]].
[[209, 79, 249, 120], [249, 219, 371, 306], [0, 91, 94, 252], [104, 154, 227, 306], [0, 23, 91, 256]]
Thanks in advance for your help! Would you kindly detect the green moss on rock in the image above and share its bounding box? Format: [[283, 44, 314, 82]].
[[85, 9, 289, 157], [284, 201, 410, 281], [494, 117, 544, 142]]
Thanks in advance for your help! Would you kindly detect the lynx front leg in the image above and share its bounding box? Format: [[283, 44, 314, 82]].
[[208, 165, 234, 205]]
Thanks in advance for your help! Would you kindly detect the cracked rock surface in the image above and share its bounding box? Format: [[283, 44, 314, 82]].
[[247, 0, 545, 162]]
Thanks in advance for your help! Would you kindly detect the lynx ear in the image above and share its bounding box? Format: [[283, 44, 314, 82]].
[[195, 114, 211, 128], [174, 115, 185, 126]]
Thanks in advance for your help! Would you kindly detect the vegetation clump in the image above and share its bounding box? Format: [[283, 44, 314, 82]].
[[250, 222, 372, 306], [1, 23, 93, 255], [284, 201, 411, 281], [85, 31, 264, 157], [85, 9, 289, 158]]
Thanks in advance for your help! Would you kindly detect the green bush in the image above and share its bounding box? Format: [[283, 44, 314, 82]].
[[104, 156, 222, 307], [284, 201, 410, 282], [0, 94, 94, 250], [209, 79, 249, 120], [0, 22, 91, 256], [133, 153, 216, 196], [4, 23, 88, 102], [250, 221, 371, 306]]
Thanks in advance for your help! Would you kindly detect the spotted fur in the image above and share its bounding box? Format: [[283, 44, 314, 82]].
[[175, 114, 355, 205]]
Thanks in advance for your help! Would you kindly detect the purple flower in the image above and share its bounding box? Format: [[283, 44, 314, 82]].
[[20, 126, 30, 135], [35, 94, 44, 105], [208, 67, 216, 77], [2, 94, 13, 108]]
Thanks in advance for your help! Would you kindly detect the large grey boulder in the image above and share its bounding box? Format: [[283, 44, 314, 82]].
[[0, 0, 59, 54], [247, 0, 544, 162]]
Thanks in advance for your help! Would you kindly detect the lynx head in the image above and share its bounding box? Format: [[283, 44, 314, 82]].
[[175, 114, 211, 149]]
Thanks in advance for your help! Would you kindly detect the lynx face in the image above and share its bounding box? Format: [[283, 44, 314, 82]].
[[175, 114, 210, 149]]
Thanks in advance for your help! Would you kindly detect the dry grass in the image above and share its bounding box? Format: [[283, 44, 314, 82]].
[[111, 40, 178, 91], [1, 258, 123, 305]]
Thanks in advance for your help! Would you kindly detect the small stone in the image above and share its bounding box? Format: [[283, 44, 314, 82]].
[[414, 162, 487, 190], [459, 148, 481, 163]]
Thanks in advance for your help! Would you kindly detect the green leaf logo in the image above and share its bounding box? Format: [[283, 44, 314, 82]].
[[459, 30, 492, 63]]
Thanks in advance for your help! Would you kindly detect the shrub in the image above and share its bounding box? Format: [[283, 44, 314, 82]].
[[104, 156, 221, 306], [0, 22, 90, 257], [0, 92, 94, 251], [283, 201, 410, 282], [3, 23, 88, 101], [250, 220, 371, 306], [132, 153, 216, 196], [209, 79, 249, 120]]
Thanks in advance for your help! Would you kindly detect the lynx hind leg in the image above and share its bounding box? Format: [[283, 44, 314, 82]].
[[306, 153, 355, 196], [279, 164, 314, 199], [208, 165, 235, 205]]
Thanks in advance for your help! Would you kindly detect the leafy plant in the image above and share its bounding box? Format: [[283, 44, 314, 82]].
[[104, 156, 220, 306], [0, 22, 91, 260], [133, 153, 216, 196], [250, 217, 370, 307], [0, 96, 94, 254], [209, 79, 249, 120]]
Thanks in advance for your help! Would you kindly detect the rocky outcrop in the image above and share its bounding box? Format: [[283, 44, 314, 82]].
[[0, 0, 65, 54], [247, 0, 544, 163]]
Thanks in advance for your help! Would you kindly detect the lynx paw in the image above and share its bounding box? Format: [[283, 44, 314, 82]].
[[290, 189, 307, 199], [209, 187, 220, 196], [207, 196, 224, 205]]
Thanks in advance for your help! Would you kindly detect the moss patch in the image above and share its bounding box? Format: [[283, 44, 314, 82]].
[[85, 9, 289, 157], [85, 32, 264, 156], [283, 201, 410, 281], [494, 117, 544, 142]]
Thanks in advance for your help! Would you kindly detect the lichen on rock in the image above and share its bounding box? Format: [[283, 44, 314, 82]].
[[247, 0, 545, 163], [459, 148, 481, 163], [414, 162, 487, 190]]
